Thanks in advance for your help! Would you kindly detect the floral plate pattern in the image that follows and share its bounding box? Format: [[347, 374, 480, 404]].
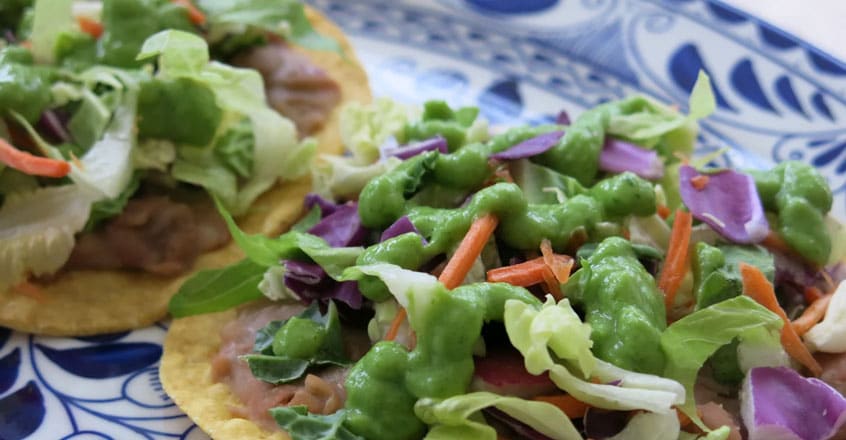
[[1, 0, 844, 438]]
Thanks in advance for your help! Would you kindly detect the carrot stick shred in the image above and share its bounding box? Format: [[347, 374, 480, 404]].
[[487, 257, 550, 286], [439, 213, 499, 290], [384, 307, 407, 342], [657, 204, 671, 219], [740, 263, 822, 376], [170, 0, 206, 25], [385, 214, 499, 341], [804, 286, 825, 304], [792, 292, 833, 336], [533, 394, 590, 419], [690, 175, 710, 191], [658, 210, 692, 310], [0, 137, 70, 178], [76, 16, 104, 38]]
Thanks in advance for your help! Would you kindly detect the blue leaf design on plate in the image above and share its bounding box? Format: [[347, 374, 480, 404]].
[[0, 381, 45, 440], [464, 0, 558, 14], [0, 328, 9, 349], [668, 43, 735, 111], [774, 76, 806, 117], [730, 59, 778, 113], [477, 78, 523, 124], [808, 51, 846, 76], [705, 2, 747, 23], [812, 141, 846, 168], [37, 343, 162, 379], [811, 92, 835, 121], [75, 331, 131, 344], [0, 348, 20, 395], [757, 25, 798, 49]]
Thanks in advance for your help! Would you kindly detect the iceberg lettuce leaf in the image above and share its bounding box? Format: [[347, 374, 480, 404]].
[[414, 392, 582, 440], [660, 295, 783, 423], [504, 297, 686, 413]]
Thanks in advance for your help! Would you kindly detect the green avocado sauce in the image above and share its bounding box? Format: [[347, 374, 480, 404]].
[[343, 282, 540, 440], [750, 161, 833, 266], [0, 46, 53, 122], [563, 237, 666, 374]]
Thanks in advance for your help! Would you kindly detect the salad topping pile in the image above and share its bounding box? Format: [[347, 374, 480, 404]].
[[0, 0, 342, 290], [167, 71, 846, 440]]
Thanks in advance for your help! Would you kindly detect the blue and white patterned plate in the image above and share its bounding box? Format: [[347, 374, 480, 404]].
[[2, 0, 845, 438]]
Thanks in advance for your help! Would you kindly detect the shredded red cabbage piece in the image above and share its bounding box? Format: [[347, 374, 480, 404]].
[[490, 131, 565, 161], [598, 138, 663, 180], [555, 110, 571, 125], [742, 366, 846, 440], [304, 193, 340, 216], [379, 216, 426, 243], [583, 407, 630, 439], [283, 269, 363, 309], [38, 109, 72, 144], [482, 407, 554, 440], [382, 136, 448, 160], [306, 203, 367, 248], [679, 165, 769, 244]]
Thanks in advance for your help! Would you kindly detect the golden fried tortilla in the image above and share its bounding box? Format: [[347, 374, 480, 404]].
[[0, 7, 371, 336], [162, 308, 286, 440]]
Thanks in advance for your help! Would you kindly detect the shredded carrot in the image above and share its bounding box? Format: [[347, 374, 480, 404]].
[[677, 408, 692, 428], [439, 213, 499, 289], [690, 175, 710, 191], [0, 137, 70, 178], [740, 263, 822, 376], [20, 40, 32, 49], [76, 16, 104, 38], [540, 239, 574, 284], [534, 394, 590, 419], [385, 214, 500, 341], [792, 292, 833, 336], [658, 210, 693, 310], [170, 0, 206, 25], [384, 308, 407, 342], [804, 286, 825, 304], [13, 281, 47, 303], [487, 255, 573, 286], [821, 270, 836, 293], [657, 204, 671, 219], [487, 257, 550, 285]]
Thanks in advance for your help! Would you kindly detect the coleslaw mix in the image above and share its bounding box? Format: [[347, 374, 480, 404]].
[[166, 72, 846, 440]]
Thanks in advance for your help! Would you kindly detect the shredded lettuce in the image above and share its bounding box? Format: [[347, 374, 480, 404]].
[[258, 265, 297, 302], [312, 155, 402, 200], [660, 295, 784, 424], [414, 392, 582, 440], [606, 411, 679, 440], [340, 99, 419, 164], [607, 71, 714, 146], [138, 30, 314, 214], [198, 0, 342, 53], [504, 297, 686, 413], [30, 0, 73, 64], [804, 281, 846, 353], [0, 184, 96, 289]]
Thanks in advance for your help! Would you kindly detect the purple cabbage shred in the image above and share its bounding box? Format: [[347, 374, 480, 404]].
[[380, 216, 426, 243], [679, 165, 769, 244], [598, 138, 663, 180], [490, 131, 565, 161], [304, 193, 341, 216], [555, 110, 571, 126], [742, 366, 846, 440], [382, 136, 448, 160], [307, 202, 367, 247]]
